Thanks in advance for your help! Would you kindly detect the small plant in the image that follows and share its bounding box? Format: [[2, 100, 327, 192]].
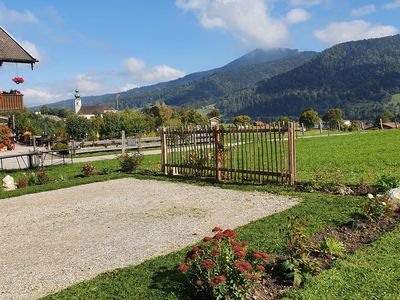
[[81, 163, 96, 177], [17, 177, 27, 189], [280, 216, 319, 287], [177, 227, 268, 300], [310, 166, 345, 193], [120, 152, 144, 172], [36, 168, 51, 185], [101, 166, 113, 175], [361, 194, 387, 221], [375, 175, 400, 193], [27, 172, 37, 186], [320, 237, 345, 257]]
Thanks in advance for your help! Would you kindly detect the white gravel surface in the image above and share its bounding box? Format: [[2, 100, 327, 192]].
[[0, 178, 298, 299]]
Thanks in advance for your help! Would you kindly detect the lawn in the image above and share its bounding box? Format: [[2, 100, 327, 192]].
[[296, 130, 400, 185]]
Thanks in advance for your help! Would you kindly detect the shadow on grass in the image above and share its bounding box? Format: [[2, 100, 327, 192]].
[[149, 266, 193, 300]]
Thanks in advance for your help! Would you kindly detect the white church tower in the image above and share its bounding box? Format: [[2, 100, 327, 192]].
[[74, 89, 81, 114]]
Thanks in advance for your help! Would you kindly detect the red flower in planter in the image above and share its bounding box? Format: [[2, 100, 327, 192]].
[[177, 263, 190, 272], [202, 259, 216, 270], [12, 77, 24, 84]]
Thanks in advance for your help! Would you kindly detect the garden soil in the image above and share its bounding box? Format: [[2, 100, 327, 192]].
[[0, 178, 297, 300]]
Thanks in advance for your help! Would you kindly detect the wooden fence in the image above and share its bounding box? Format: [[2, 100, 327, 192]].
[[160, 122, 296, 186]]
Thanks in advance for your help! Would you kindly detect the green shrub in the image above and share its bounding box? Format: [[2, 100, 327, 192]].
[[361, 194, 388, 221], [120, 152, 144, 172], [375, 175, 400, 193], [177, 227, 268, 300], [81, 163, 96, 177], [320, 237, 345, 256], [52, 142, 69, 150], [36, 169, 51, 185], [101, 166, 113, 175]]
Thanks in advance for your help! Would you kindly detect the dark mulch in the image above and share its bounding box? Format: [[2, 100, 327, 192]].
[[251, 212, 400, 300]]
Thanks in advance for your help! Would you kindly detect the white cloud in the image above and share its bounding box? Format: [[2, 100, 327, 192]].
[[286, 8, 310, 24], [19, 40, 41, 62], [120, 83, 138, 91], [23, 88, 69, 106], [383, 0, 400, 9], [351, 5, 376, 16], [175, 0, 289, 48], [0, 3, 39, 24], [315, 20, 398, 45], [290, 0, 321, 7], [74, 74, 104, 95], [124, 57, 186, 83]]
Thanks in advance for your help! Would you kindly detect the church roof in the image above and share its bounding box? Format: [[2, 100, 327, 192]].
[[78, 105, 115, 115], [0, 27, 38, 64]]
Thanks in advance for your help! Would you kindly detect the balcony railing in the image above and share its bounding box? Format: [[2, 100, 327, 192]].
[[0, 94, 23, 111]]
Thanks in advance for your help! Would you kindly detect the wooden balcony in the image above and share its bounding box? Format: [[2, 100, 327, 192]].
[[0, 94, 23, 111]]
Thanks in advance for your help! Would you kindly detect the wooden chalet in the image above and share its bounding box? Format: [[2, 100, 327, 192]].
[[0, 27, 38, 111]]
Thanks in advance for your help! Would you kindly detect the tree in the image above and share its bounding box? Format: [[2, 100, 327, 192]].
[[323, 108, 344, 130], [299, 108, 319, 129], [179, 107, 207, 126], [66, 115, 92, 140], [101, 112, 123, 139], [233, 115, 252, 126], [122, 109, 151, 135], [207, 108, 221, 119]]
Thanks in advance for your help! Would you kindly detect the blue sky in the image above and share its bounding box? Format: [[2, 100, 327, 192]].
[[1, 0, 400, 106]]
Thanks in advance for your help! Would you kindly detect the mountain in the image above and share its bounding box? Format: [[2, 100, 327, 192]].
[[42, 48, 317, 110], [222, 35, 400, 120]]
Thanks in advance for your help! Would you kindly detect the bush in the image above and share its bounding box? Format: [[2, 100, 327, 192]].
[[375, 175, 400, 193], [101, 166, 113, 175], [52, 142, 69, 150], [361, 194, 388, 221], [81, 163, 96, 177], [120, 152, 144, 172], [177, 227, 268, 300], [17, 177, 27, 189], [36, 168, 51, 185]]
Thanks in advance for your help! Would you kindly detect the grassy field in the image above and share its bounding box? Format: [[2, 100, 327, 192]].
[[296, 130, 400, 185]]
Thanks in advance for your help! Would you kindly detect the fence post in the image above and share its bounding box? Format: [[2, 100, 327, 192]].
[[160, 127, 168, 175], [214, 124, 222, 182], [380, 118, 383, 130], [288, 122, 297, 186], [121, 130, 126, 155]]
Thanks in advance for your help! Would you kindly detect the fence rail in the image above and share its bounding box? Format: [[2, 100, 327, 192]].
[[160, 123, 296, 186]]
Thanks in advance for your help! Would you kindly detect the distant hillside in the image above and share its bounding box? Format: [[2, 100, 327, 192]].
[[221, 35, 400, 120], [41, 48, 317, 110]]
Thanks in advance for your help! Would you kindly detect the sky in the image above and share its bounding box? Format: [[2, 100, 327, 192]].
[[1, 0, 400, 106]]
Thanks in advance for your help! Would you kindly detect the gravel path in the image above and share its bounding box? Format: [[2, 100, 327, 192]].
[[0, 178, 298, 299]]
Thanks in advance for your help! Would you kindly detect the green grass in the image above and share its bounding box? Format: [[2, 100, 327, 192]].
[[43, 186, 363, 300], [296, 130, 400, 185], [283, 225, 400, 300]]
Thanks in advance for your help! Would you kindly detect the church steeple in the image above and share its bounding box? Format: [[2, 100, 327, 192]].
[[74, 89, 81, 114]]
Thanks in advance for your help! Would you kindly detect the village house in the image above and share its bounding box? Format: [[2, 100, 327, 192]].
[[74, 89, 116, 119]]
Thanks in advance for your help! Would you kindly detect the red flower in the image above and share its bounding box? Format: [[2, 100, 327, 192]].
[[245, 273, 253, 280], [256, 264, 265, 272], [232, 246, 243, 252], [253, 274, 261, 281], [202, 259, 216, 270], [212, 241, 220, 246], [234, 261, 252, 272], [203, 236, 212, 242], [234, 251, 247, 259], [212, 226, 222, 232], [242, 242, 249, 247], [196, 279, 203, 286], [192, 246, 199, 252], [211, 248, 220, 257], [253, 250, 262, 259], [222, 229, 237, 239], [210, 275, 226, 287], [231, 241, 241, 247], [214, 232, 224, 240], [177, 263, 190, 272], [261, 252, 269, 260]]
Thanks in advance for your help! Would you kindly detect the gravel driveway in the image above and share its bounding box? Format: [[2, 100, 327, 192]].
[[0, 178, 298, 299]]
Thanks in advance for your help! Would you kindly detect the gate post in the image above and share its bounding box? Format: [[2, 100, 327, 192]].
[[214, 124, 222, 182], [288, 122, 297, 186], [160, 127, 168, 175]]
